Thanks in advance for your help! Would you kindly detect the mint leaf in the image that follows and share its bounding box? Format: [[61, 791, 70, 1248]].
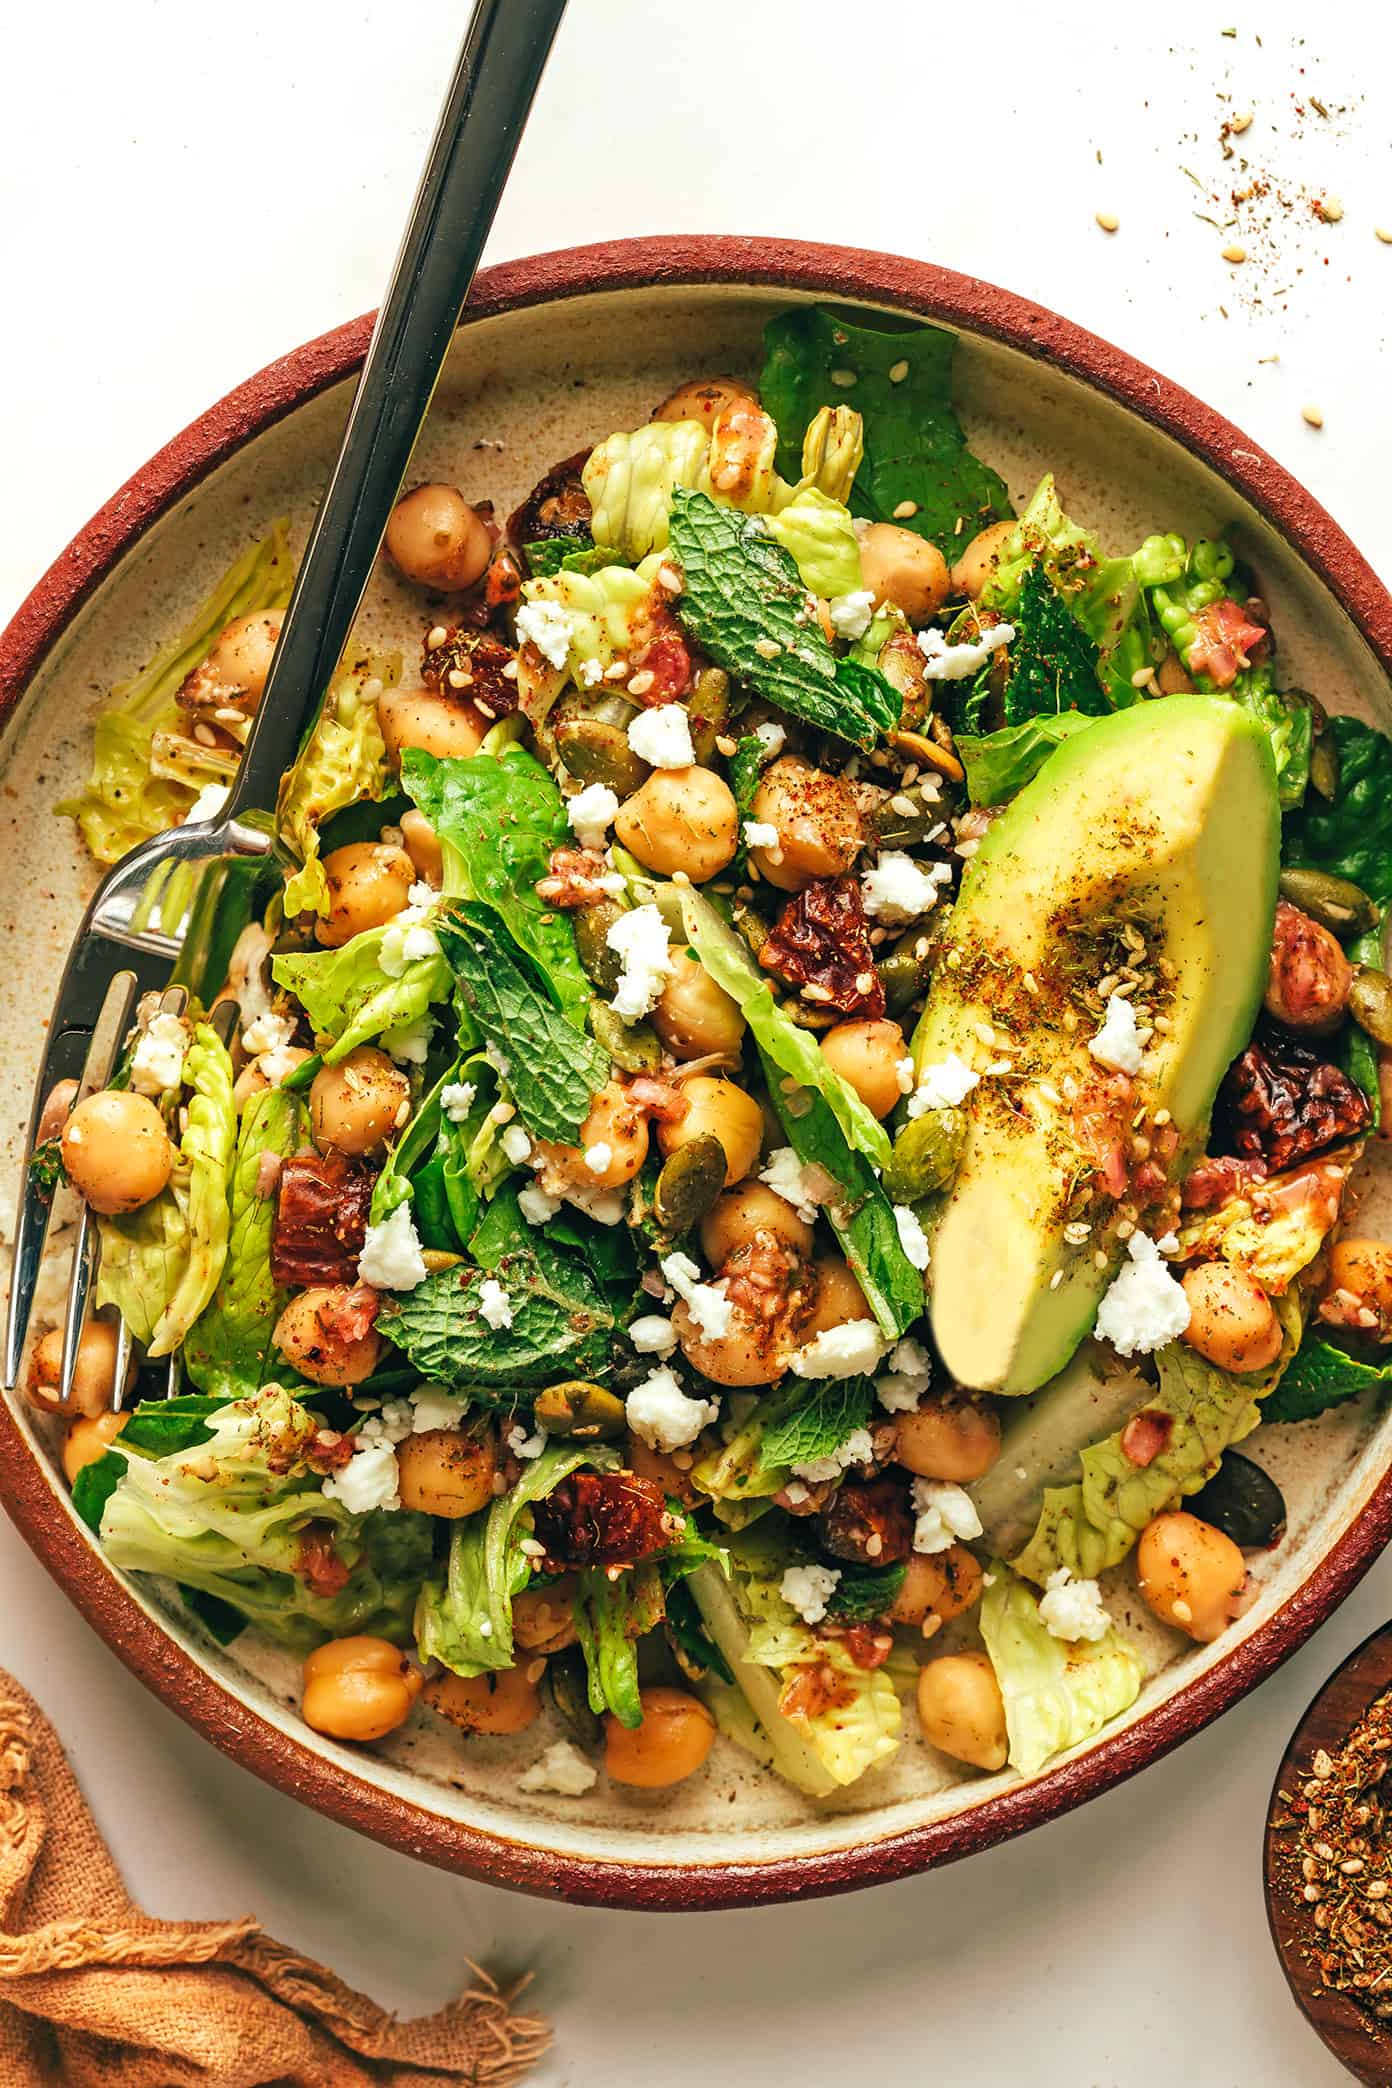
[[401, 748, 591, 1020], [179, 1585, 248, 1645], [72, 1449, 125, 1533], [957, 712, 1097, 806], [437, 904, 608, 1143], [1283, 716, 1392, 908], [1263, 1337, 1392, 1425], [1003, 564, 1111, 724], [380, 1243, 613, 1388], [668, 490, 900, 749], [118, 1395, 229, 1457], [758, 1376, 877, 1471], [729, 732, 775, 874], [759, 306, 1011, 555], [826, 1561, 906, 1622]]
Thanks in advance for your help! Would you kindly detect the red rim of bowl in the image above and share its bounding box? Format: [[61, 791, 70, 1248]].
[[3, 234, 1391, 1911]]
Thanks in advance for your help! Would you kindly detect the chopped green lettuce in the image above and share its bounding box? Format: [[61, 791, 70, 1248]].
[[979, 1563, 1144, 1777], [1283, 715, 1392, 909], [513, 553, 669, 740], [272, 927, 451, 1064], [1263, 1337, 1392, 1425], [762, 484, 864, 600], [574, 1563, 665, 1728], [278, 652, 396, 917], [759, 306, 1011, 556], [956, 712, 1096, 806], [184, 1086, 305, 1398], [58, 521, 293, 864]]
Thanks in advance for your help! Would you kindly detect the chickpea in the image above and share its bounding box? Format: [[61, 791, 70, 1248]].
[[384, 483, 491, 591], [1181, 1262, 1283, 1374], [29, 1319, 134, 1420], [675, 1235, 809, 1387], [62, 1411, 128, 1485], [1327, 1238, 1392, 1322], [1264, 899, 1353, 1034], [613, 766, 738, 883], [424, 1662, 543, 1736], [894, 1394, 1002, 1483], [274, 1287, 383, 1386], [651, 949, 746, 1061], [61, 1090, 174, 1215], [512, 1573, 580, 1653], [891, 1545, 983, 1631], [314, 842, 415, 950], [234, 1047, 313, 1112], [804, 1256, 873, 1337], [858, 522, 950, 626], [400, 807, 444, 888], [310, 1047, 411, 1158], [533, 1079, 649, 1193], [748, 756, 863, 893], [627, 1434, 700, 1506], [378, 684, 489, 767], [820, 1018, 909, 1120], [657, 1076, 762, 1187], [652, 376, 756, 431], [604, 1685, 715, 1788], [700, 1182, 815, 1266], [1137, 1511, 1247, 1642], [949, 519, 1016, 601], [916, 1651, 1008, 1771], [203, 610, 283, 709], [302, 1635, 423, 1743], [397, 1428, 497, 1519]]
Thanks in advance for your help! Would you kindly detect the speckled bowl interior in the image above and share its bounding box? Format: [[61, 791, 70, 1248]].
[[3, 250, 1391, 1906]]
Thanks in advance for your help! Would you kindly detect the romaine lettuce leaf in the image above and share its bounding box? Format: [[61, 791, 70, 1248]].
[[57, 521, 293, 864], [956, 712, 1096, 806], [574, 1562, 665, 1728], [183, 1086, 305, 1399], [272, 927, 451, 1063], [1283, 714, 1392, 909], [762, 484, 863, 600], [513, 553, 669, 740], [95, 1180, 191, 1348], [400, 747, 591, 1021], [979, 1563, 1144, 1777], [277, 652, 396, 917], [759, 305, 1011, 556]]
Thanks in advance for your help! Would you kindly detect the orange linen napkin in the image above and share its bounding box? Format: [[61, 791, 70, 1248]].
[[0, 1669, 549, 2086]]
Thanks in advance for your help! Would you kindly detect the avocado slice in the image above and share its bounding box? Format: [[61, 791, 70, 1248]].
[[914, 694, 1279, 1394]]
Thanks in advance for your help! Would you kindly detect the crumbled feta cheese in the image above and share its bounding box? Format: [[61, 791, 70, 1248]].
[[1156, 1230, 1180, 1256], [357, 1202, 428, 1291], [1094, 1232, 1191, 1356], [907, 1053, 981, 1116], [917, 620, 1016, 681], [440, 1081, 477, 1124], [518, 1181, 562, 1226], [661, 1252, 733, 1340], [484, 1043, 511, 1080], [780, 1563, 841, 1625], [877, 1334, 933, 1412], [895, 1055, 916, 1095], [130, 1012, 189, 1096], [501, 1123, 533, 1165], [559, 1181, 626, 1226], [625, 1366, 719, 1451], [576, 657, 604, 689], [862, 850, 942, 923], [893, 1204, 931, 1271], [241, 1009, 295, 1059], [478, 1278, 514, 1330], [627, 703, 694, 769], [506, 1422, 545, 1460], [759, 1146, 834, 1225], [827, 589, 875, 640], [378, 886, 442, 978], [1038, 1567, 1112, 1643], [356, 1398, 414, 1446], [584, 1142, 613, 1175], [606, 903, 674, 1021], [792, 1426, 876, 1483], [380, 1010, 434, 1065], [517, 1739, 599, 1796], [516, 598, 574, 670], [322, 1440, 400, 1514], [742, 819, 781, 851], [566, 782, 620, 850], [911, 1478, 983, 1555], [790, 1321, 889, 1379], [1088, 992, 1146, 1076], [753, 720, 786, 758], [628, 1313, 678, 1356], [184, 781, 231, 824], [410, 1386, 468, 1433]]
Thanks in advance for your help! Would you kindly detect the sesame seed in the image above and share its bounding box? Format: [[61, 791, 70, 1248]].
[[427, 624, 448, 649], [855, 971, 875, 995], [1131, 665, 1157, 688], [888, 359, 909, 383], [715, 734, 737, 757], [830, 368, 857, 388], [1172, 1598, 1193, 1624], [1095, 211, 1120, 233], [1302, 404, 1325, 428], [656, 563, 682, 592], [1049, 1269, 1064, 1290], [626, 670, 655, 697], [889, 793, 918, 816], [501, 659, 518, 680], [1315, 194, 1345, 224], [802, 983, 833, 1003], [1094, 1249, 1109, 1270], [605, 658, 629, 680], [1221, 242, 1247, 263], [892, 500, 920, 520], [1377, 227, 1392, 245], [754, 637, 781, 659], [447, 668, 467, 689], [1229, 109, 1252, 133]]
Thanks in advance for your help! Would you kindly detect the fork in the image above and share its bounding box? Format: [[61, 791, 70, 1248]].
[[4, 0, 568, 1408]]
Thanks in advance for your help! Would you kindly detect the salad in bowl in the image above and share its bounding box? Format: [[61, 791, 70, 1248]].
[[26, 300, 1392, 1808]]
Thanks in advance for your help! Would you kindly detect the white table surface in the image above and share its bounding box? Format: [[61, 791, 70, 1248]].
[[4, 3, 1391, 2080]]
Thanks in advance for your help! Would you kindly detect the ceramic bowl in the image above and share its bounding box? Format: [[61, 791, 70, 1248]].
[[3, 237, 1392, 1910]]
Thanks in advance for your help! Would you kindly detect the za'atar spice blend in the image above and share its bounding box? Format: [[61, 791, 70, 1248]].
[[1272, 1689, 1392, 2022]]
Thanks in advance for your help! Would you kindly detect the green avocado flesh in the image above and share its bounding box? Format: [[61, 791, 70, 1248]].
[[915, 694, 1279, 1395]]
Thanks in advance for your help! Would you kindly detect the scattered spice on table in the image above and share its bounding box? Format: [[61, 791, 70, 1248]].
[[1271, 1687, 1392, 2024]]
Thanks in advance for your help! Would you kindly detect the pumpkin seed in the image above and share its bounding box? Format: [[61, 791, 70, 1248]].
[[654, 1134, 727, 1235], [588, 1000, 661, 1071], [871, 783, 949, 849], [1349, 967, 1392, 1048], [420, 1249, 464, 1275], [1278, 866, 1377, 938], [1309, 729, 1342, 802], [555, 714, 648, 795], [534, 1380, 628, 1439], [688, 666, 731, 762], [1188, 1450, 1286, 1549], [877, 929, 938, 1015], [883, 1107, 966, 1201], [547, 1647, 603, 1746], [573, 902, 626, 991]]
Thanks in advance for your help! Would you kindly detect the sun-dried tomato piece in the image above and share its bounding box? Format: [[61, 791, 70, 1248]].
[[507, 449, 593, 549], [628, 631, 692, 704], [1186, 598, 1267, 688], [759, 876, 886, 1019], [421, 626, 519, 718], [531, 1471, 674, 1568], [818, 1474, 914, 1567], [271, 1154, 376, 1288], [296, 1524, 351, 1598], [1070, 1071, 1136, 1202], [1120, 1409, 1175, 1469], [1216, 1027, 1372, 1173]]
